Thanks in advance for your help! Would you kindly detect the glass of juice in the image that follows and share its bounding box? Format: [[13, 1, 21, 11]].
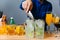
[[6, 25, 16, 35], [15, 25, 25, 35], [46, 14, 53, 26]]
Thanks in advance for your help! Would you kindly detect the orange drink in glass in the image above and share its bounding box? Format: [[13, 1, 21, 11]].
[[15, 25, 25, 35], [46, 14, 53, 26], [0, 25, 7, 35], [7, 25, 16, 35], [54, 16, 59, 24], [52, 17, 55, 23]]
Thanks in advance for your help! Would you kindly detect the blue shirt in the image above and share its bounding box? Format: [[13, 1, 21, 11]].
[[20, 0, 52, 20]]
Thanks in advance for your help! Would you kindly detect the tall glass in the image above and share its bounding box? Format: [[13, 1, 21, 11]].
[[35, 19, 44, 39], [53, 16, 60, 38], [46, 14, 53, 33]]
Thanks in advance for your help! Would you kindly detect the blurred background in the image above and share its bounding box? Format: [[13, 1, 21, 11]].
[[0, 0, 60, 24]]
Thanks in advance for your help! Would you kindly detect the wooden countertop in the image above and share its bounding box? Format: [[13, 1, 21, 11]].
[[0, 32, 60, 40]]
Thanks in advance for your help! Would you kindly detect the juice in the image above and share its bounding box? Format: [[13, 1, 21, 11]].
[[7, 25, 16, 35], [15, 25, 25, 35], [46, 14, 53, 26], [52, 17, 55, 23], [0, 25, 7, 35], [54, 16, 59, 24]]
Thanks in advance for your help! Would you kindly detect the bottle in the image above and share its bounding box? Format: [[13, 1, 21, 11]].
[[0, 15, 7, 35], [2, 15, 7, 25], [8, 17, 15, 35], [9, 17, 15, 25]]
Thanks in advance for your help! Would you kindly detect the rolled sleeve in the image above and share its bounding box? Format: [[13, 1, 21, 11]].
[[20, 0, 25, 10]]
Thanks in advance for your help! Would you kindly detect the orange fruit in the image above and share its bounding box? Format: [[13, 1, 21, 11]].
[[7, 25, 15, 35], [0, 25, 7, 35], [15, 25, 25, 35]]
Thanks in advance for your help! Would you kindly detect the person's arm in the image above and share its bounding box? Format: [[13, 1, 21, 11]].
[[26, 0, 31, 1], [20, 0, 33, 13]]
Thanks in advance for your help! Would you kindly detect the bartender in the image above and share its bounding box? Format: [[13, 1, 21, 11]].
[[20, 0, 52, 31]]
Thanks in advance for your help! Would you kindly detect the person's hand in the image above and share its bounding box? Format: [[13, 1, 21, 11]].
[[22, 0, 33, 13]]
